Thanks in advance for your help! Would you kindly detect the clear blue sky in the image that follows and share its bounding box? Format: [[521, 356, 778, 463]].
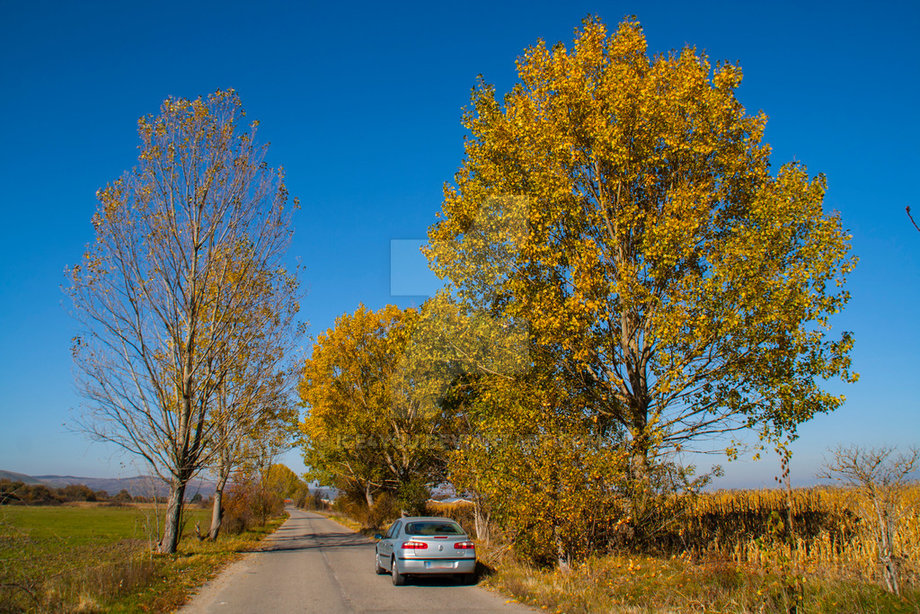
[[1, 0, 917, 488]]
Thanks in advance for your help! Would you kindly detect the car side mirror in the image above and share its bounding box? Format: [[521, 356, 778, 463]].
[[374, 533, 383, 540]]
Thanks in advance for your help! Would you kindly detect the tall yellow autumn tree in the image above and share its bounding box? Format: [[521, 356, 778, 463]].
[[427, 18, 857, 480], [299, 305, 449, 516]]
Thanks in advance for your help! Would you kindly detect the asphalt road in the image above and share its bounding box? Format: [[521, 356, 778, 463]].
[[179, 507, 535, 613]]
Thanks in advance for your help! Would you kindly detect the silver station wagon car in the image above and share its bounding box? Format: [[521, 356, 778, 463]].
[[374, 516, 476, 585]]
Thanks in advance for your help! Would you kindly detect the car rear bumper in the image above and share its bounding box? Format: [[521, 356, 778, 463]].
[[397, 557, 476, 575]]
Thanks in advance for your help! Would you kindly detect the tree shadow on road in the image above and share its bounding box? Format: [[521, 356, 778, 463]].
[[238, 531, 371, 553]]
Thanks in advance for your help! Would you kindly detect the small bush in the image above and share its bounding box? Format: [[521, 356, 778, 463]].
[[291, 486, 310, 509], [222, 479, 284, 535], [296, 489, 326, 511], [335, 489, 382, 523], [112, 489, 133, 504], [366, 492, 398, 529], [328, 489, 400, 530]]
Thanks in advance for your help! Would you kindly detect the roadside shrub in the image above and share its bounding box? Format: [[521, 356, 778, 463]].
[[296, 489, 325, 511], [222, 478, 284, 535], [366, 492, 399, 529], [112, 489, 133, 504], [329, 489, 399, 530], [453, 427, 632, 566], [61, 484, 97, 502], [21, 485, 62, 506], [291, 485, 309, 509], [331, 491, 363, 517], [222, 488, 255, 535]]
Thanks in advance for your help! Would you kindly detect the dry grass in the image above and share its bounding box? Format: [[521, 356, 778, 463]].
[[431, 485, 920, 613], [483, 550, 920, 614]]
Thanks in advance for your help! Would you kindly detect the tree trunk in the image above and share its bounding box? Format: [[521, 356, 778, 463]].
[[629, 408, 651, 486], [553, 524, 570, 572], [631, 443, 650, 483], [158, 479, 187, 554], [209, 450, 232, 541], [627, 413, 652, 546], [877, 507, 900, 595], [208, 481, 226, 541], [473, 493, 491, 544]]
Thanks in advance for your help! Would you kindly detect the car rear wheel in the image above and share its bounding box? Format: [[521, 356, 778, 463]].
[[391, 557, 405, 586]]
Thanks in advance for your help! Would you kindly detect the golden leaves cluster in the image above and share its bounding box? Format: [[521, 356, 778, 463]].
[[427, 17, 856, 455]]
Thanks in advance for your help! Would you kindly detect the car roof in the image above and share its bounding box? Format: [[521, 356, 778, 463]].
[[396, 516, 460, 523]]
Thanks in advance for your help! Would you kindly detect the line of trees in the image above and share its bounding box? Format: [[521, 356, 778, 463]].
[[68, 17, 861, 563], [297, 18, 857, 565], [0, 480, 133, 505], [299, 304, 467, 519], [69, 90, 301, 553]]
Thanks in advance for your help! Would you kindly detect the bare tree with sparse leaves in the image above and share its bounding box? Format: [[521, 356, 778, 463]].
[[68, 90, 297, 554], [207, 320, 300, 540], [820, 445, 919, 595]]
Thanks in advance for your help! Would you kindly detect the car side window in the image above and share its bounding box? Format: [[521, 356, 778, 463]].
[[386, 521, 400, 539]]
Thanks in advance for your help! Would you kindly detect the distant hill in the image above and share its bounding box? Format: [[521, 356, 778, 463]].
[[3, 471, 216, 499], [0, 470, 42, 484]]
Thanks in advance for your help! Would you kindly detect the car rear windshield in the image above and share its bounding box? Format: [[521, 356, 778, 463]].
[[404, 521, 464, 536]]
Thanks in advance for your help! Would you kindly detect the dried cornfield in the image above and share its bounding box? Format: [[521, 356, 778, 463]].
[[429, 484, 920, 588], [681, 486, 920, 582]]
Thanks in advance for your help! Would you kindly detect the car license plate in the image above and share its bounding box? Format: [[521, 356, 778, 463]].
[[424, 561, 455, 569]]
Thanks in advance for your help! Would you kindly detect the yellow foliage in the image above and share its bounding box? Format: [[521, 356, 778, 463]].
[[298, 304, 448, 509], [426, 17, 857, 471]]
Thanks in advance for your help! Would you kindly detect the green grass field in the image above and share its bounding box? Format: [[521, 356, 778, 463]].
[[1, 502, 205, 544], [0, 503, 282, 613]]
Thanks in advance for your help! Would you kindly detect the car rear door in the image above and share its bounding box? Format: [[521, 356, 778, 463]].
[[379, 519, 401, 560]]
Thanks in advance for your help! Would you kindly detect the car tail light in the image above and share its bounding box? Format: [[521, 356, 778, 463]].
[[454, 541, 475, 549], [400, 541, 428, 550]]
